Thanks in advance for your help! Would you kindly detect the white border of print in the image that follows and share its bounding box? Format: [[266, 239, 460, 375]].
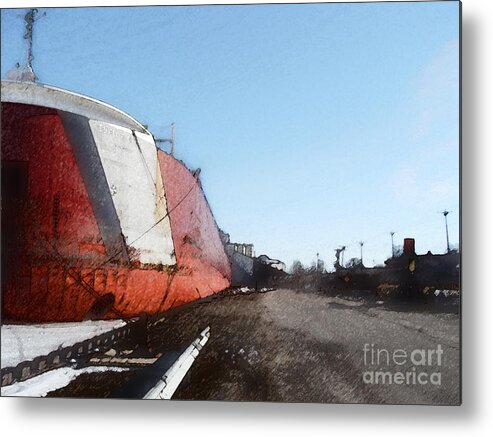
[[1, 1, 492, 437]]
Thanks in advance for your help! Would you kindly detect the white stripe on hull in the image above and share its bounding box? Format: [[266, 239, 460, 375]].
[[90, 120, 176, 266]]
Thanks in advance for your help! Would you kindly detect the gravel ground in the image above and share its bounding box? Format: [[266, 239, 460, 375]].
[[46, 288, 460, 404]]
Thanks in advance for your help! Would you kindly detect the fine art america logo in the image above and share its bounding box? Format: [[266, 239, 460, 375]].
[[362, 344, 443, 386]]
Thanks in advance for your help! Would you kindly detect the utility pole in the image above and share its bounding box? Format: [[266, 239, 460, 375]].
[[390, 231, 395, 258], [341, 246, 346, 268], [359, 241, 364, 266], [316, 252, 319, 273], [442, 210, 451, 253]]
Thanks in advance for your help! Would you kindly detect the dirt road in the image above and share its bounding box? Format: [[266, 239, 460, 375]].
[[152, 289, 460, 404], [49, 288, 460, 404]]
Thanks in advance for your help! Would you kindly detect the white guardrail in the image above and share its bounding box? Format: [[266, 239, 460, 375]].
[[143, 326, 210, 400]]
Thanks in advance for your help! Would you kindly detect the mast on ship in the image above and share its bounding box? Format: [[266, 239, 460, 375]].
[[5, 8, 45, 82], [155, 122, 176, 155]]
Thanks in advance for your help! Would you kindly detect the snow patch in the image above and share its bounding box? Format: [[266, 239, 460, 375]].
[[434, 289, 459, 297], [1, 320, 126, 368], [1, 366, 129, 397]]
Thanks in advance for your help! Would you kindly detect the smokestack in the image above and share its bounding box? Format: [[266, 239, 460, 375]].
[[403, 238, 415, 256]]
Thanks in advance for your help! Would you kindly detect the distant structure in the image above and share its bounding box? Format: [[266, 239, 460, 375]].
[[334, 245, 346, 270], [385, 237, 459, 290], [390, 231, 395, 258], [441, 210, 451, 253], [257, 255, 286, 272], [403, 238, 415, 256], [230, 242, 255, 258], [218, 230, 255, 258], [219, 230, 286, 286], [325, 236, 459, 296]]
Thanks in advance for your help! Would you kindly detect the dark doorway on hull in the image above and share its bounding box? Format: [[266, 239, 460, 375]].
[[1, 161, 29, 292]]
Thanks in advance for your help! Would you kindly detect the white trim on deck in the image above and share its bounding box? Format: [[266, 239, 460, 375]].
[[1, 80, 149, 134]]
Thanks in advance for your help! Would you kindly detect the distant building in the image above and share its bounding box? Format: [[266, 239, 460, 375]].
[[219, 230, 287, 286], [218, 230, 255, 258], [231, 243, 255, 258], [385, 237, 460, 270], [384, 237, 460, 293]]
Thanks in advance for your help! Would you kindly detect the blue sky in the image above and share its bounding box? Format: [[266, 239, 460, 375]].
[[1, 2, 460, 269]]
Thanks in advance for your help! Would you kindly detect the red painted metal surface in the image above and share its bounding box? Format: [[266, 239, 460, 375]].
[[157, 151, 231, 306], [1, 103, 231, 322]]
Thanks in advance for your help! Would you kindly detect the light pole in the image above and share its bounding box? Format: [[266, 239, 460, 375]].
[[442, 210, 451, 253], [390, 231, 395, 258], [359, 241, 364, 266]]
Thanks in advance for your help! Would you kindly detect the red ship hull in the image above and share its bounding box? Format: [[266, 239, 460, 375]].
[[1, 91, 231, 322]]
